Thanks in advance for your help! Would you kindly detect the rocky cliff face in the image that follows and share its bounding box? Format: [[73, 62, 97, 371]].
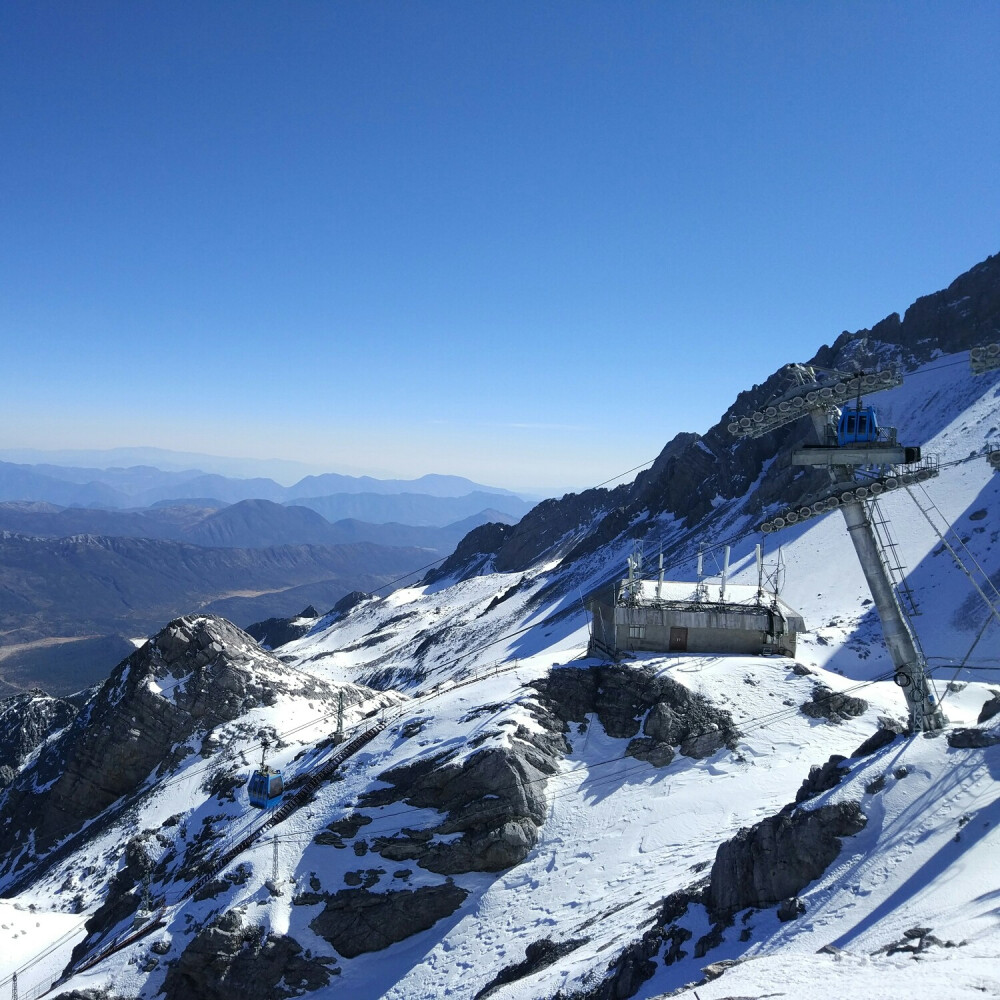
[[0, 689, 77, 787], [0, 615, 342, 881], [706, 800, 867, 915]]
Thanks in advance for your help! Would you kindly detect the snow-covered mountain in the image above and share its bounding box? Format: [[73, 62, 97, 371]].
[[2, 255, 1000, 1000]]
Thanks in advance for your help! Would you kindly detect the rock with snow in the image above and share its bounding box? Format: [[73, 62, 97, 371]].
[[365, 740, 557, 874], [707, 801, 867, 915], [794, 754, 849, 803], [977, 690, 1000, 724], [161, 909, 334, 1000], [799, 683, 868, 724], [309, 882, 468, 958], [0, 689, 77, 785], [534, 664, 740, 759]]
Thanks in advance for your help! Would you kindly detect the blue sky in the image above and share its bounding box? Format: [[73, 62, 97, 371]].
[[2, 2, 998, 493]]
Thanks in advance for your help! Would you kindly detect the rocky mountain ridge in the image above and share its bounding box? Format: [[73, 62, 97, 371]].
[[435, 251, 1000, 586]]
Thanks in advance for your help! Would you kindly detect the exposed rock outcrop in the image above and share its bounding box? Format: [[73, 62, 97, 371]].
[[853, 717, 906, 757], [366, 743, 555, 874], [245, 604, 318, 649], [799, 683, 868, 724], [707, 801, 867, 915], [533, 664, 740, 762], [309, 883, 467, 958], [557, 887, 706, 1000], [161, 910, 334, 1000], [0, 689, 77, 785], [474, 937, 589, 999], [978, 691, 1000, 725], [423, 523, 512, 583], [794, 754, 849, 804], [947, 727, 1000, 749], [495, 487, 629, 573]]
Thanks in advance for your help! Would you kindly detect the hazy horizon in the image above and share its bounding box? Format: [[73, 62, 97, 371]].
[[0, 444, 567, 497]]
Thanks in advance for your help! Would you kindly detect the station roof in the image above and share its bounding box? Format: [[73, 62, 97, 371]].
[[623, 580, 806, 631]]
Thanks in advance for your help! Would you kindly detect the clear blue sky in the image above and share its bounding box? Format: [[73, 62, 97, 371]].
[[2, 1, 998, 492]]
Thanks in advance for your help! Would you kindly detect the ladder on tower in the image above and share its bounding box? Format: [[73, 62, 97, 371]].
[[867, 497, 921, 619]]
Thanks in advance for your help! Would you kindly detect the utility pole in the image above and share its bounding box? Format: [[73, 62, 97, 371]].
[[272, 835, 279, 883], [12, 971, 18, 1000]]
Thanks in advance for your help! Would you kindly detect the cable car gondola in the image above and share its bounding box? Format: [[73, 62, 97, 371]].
[[248, 743, 283, 809], [837, 404, 880, 446]]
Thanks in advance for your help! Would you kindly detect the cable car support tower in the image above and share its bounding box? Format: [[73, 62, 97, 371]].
[[730, 365, 945, 732]]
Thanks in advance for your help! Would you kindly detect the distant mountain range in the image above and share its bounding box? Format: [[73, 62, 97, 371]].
[[0, 459, 537, 693], [0, 446, 374, 483], [0, 498, 518, 552], [0, 459, 531, 515]]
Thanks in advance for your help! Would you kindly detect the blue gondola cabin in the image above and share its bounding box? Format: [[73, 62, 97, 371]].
[[837, 405, 879, 446], [248, 768, 283, 809]]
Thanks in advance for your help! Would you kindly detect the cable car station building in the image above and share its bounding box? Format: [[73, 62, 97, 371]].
[[588, 577, 805, 659]]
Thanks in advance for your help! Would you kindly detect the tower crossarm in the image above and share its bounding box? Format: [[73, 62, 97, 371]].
[[728, 368, 901, 439], [759, 464, 938, 533]]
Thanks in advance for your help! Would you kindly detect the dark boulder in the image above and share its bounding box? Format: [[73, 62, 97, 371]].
[[310, 883, 467, 958], [854, 718, 906, 757], [161, 910, 334, 1000], [777, 896, 807, 922], [978, 691, 1000, 725], [708, 801, 867, 915], [800, 684, 868, 724], [947, 727, 1000, 749]]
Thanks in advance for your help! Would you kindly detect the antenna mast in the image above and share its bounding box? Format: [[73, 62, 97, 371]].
[[695, 545, 708, 602]]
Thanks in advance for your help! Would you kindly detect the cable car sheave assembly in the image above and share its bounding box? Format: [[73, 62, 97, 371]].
[[730, 362, 945, 733], [970, 343, 1000, 376]]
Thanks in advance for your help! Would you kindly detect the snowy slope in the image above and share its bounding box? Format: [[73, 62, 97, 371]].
[[2, 351, 1000, 1000]]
